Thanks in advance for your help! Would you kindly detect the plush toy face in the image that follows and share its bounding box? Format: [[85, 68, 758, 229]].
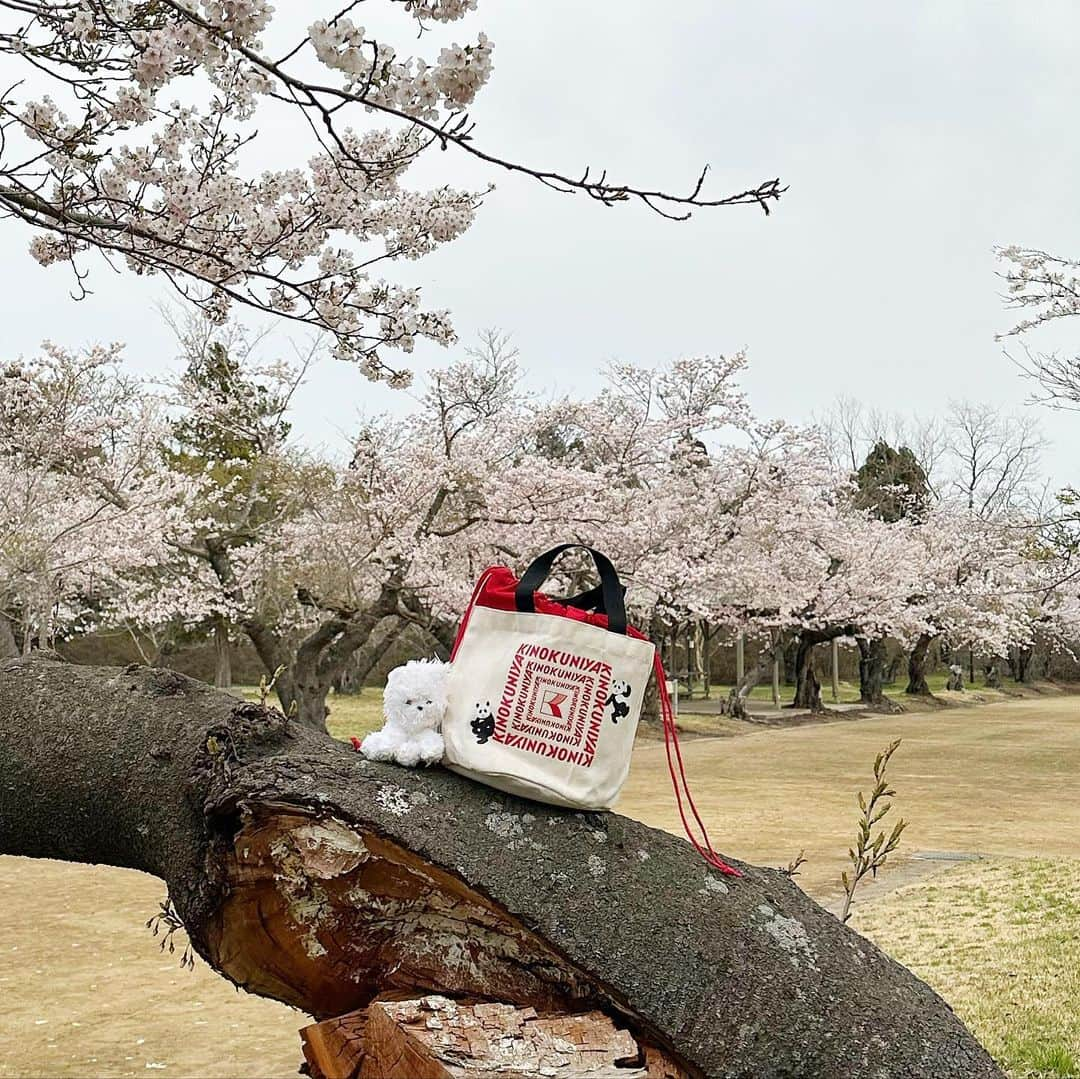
[[383, 658, 449, 732]]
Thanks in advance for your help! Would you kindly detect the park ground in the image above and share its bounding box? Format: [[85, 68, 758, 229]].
[[1, 689, 1078, 1078]]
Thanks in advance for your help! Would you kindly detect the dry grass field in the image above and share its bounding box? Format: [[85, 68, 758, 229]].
[[1, 691, 1077, 1077]]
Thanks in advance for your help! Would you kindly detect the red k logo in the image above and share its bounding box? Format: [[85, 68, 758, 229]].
[[539, 689, 568, 719]]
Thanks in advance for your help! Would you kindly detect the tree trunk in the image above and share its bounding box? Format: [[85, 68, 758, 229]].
[[723, 637, 780, 719], [685, 624, 699, 700], [781, 635, 798, 686], [1007, 645, 1021, 682], [790, 636, 823, 713], [332, 617, 401, 695], [641, 615, 666, 726], [641, 665, 662, 726], [1015, 644, 1034, 684], [701, 622, 714, 699], [0, 613, 17, 660], [905, 633, 935, 696], [213, 616, 232, 690], [0, 653, 1002, 1079], [883, 655, 901, 685], [829, 638, 840, 703], [856, 636, 888, 707]]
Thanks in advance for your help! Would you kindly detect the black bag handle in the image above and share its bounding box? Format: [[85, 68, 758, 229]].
[[561, 582, 627, 616], [514, 544, 627, 635]]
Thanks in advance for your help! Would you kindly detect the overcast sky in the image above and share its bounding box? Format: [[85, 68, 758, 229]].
[[3, 1, 1079, 483]]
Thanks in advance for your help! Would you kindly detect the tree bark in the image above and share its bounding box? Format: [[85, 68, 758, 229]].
[[791, 637, 823, 712], [856, 636, 888, 708], [202, 538, 406, 732], [829, 638, 840, 703], [213, 616, 232, 690], [722, 637, 778, 720], [0, 613, 17, 660], [701, 622, 715, 699], [1014, 644, 1035, 684], [906, 633, 935, 696], [0, 654, 1003, 1079], [781, 635, 798, 686], [333, 617, 402, 695]]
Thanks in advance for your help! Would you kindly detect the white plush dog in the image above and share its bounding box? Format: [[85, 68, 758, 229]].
[[360, 658, 449, 767]]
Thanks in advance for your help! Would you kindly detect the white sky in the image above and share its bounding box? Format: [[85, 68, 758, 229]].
[[2, 0, 1079, 484]]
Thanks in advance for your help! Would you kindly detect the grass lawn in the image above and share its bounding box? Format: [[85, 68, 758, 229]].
[[618, 695, 1080, 899], [853, 858, 1080, 1079], [615, 695, 1080, 1078], [679, 669, 979, 708]]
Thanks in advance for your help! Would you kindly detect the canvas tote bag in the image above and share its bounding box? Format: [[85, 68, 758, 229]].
[[443, 544, 741, 875]]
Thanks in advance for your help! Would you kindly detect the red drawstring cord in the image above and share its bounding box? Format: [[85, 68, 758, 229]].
[[655, 653, 742, 877]]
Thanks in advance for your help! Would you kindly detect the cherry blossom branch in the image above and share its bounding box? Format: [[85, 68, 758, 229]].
[[0, 0, 784, 384]]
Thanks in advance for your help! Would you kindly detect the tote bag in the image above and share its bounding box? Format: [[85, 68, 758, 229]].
[[443, 544, 741, 876]]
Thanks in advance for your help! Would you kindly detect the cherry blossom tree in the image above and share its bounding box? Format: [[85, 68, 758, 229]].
[[106, 331, 762, 730], [5, 325, 1061, 724], [0, 1, 782, 383], [0, 342, 175, 655], [901, 504, 1042, 695]]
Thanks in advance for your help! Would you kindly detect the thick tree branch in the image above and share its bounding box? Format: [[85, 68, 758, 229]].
[[0, 653, 1003, 1079]]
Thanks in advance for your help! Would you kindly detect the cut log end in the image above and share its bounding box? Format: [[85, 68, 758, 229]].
[[300, 996, 688, 1079]]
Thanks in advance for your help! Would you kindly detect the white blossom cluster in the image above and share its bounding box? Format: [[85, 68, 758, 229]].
[[996, 245, 1080, 338], [4, 1, 493, 380], [309, 18, 493, 118]]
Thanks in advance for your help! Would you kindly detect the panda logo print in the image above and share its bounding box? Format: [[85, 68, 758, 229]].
[[487, 642, 613, 768], [471, 701, 496, 744], [605, 680, 632, 723]]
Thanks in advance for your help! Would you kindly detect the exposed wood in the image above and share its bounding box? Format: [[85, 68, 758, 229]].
[[0, 653, 1005, 1078], [301, 1006, 370, 1079], [301, 996, 680, 1079]]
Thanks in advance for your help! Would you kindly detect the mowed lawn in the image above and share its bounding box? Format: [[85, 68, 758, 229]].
[[853, 858, 1080, 1079], [1, 693, 1077, 1077], [619, 694, 1080, 900]]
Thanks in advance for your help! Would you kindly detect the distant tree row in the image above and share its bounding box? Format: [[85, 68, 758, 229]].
[[3, 320, 1075, 729]]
